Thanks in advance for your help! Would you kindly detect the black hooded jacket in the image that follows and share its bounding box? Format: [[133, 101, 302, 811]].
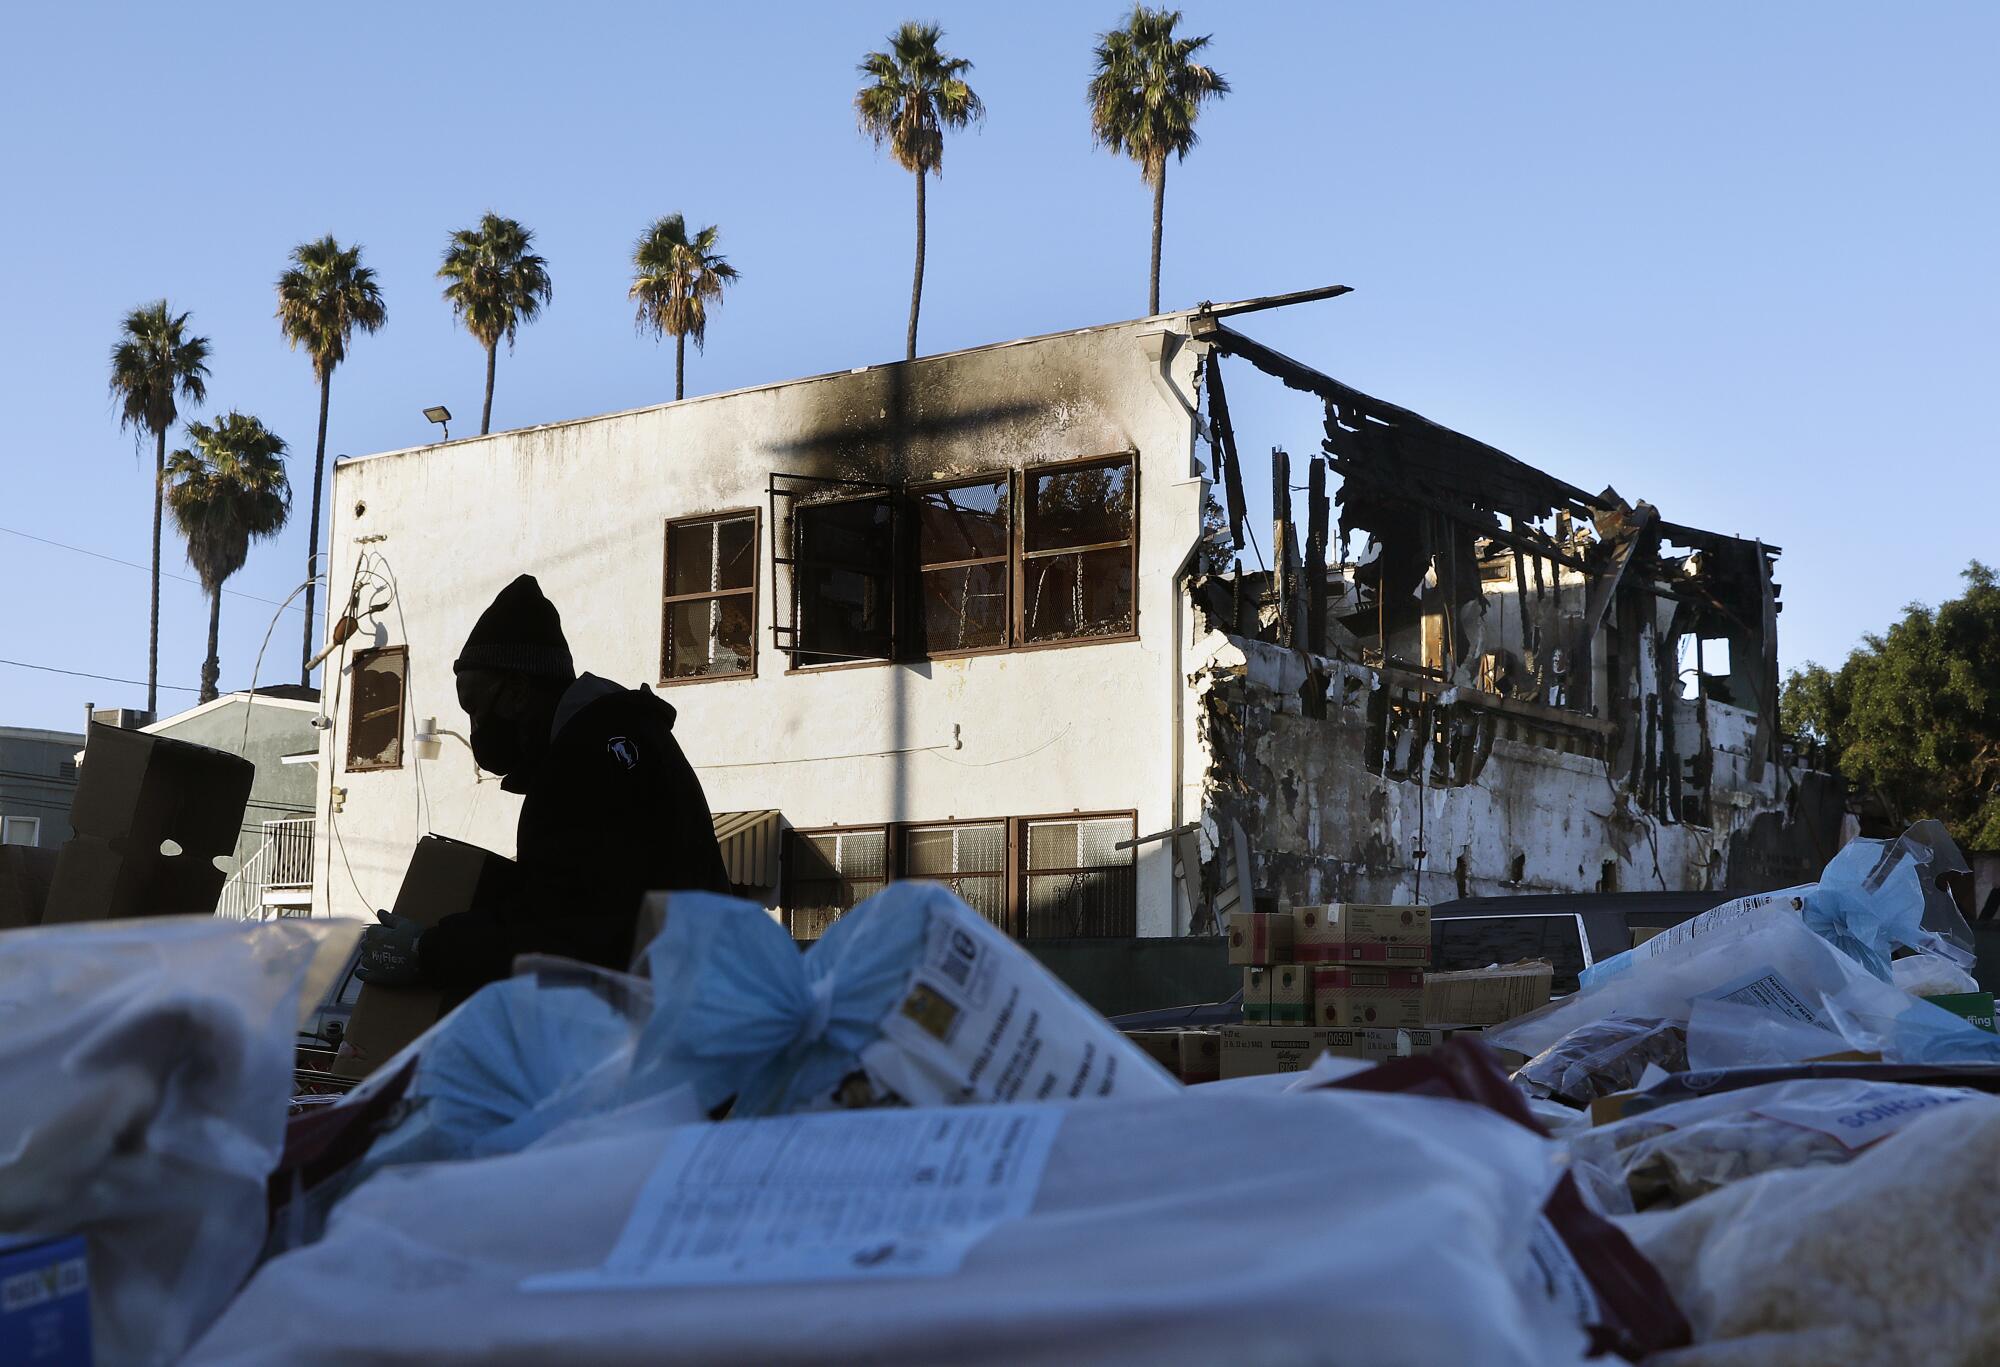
[[418, 677, 729, 995]]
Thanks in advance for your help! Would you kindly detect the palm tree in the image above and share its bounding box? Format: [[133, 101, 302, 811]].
[[276, 235, 387, 686], [630, 214, 739, 401], [162, 413, 292, 703], [437, 213, 553, 436], [856, 22, 984, 361], [1088, 7, 1229, 315], [108, 302, 211, 719]]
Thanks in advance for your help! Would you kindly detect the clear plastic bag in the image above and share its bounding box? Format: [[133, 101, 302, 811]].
[[1515, 1017, 1688, 1107], [0, 916, 323, 1366], [1891, 952, 1981, 998], [1569, 1076, 1993, 1213]]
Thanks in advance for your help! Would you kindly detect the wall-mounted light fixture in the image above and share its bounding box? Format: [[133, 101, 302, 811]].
[[423, 405, 452, 440]]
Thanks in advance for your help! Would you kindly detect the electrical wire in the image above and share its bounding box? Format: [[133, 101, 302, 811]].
[[0, 524, 306, 612], [1, 657, 200, 693]]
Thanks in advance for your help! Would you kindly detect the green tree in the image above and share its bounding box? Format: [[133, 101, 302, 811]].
[[630, 214, 739, 401], [108, 301, 212, 718], [856, 21, 984, 362], [162, 413, 292, 703], [438, 213, 553, 435], [276, 235, 387, 685], [1088, 7, 1229, 315], [1782, 563, 2000, 846]]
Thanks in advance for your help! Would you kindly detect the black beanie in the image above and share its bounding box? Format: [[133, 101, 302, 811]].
[[454, 574, 576, 681]]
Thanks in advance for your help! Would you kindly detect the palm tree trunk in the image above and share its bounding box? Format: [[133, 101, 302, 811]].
[[481, 342, 497, 436], [676, 333, 686, 402], [1149, 160, 1166, 316], [907, 172, 926, 362], [301, 369, 331, 685], [201, 587, 222, 704], [148, 425, 165, 719]]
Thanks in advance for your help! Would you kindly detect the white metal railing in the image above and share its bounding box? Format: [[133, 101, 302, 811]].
[[216, 818, 315, 920]]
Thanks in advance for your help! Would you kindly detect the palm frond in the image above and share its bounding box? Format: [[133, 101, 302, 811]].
[[630, 213, 738, 351], [275, 235, 388, 381], [108, 300, 212, 439], [163, 411, 292, 593], [1087, 6, 1229, 181], [438, 213, 554, 352], [855, 21, 983, 176]]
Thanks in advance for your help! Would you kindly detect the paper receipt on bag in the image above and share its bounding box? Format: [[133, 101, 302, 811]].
[[523, 1105, 1064, 1290], [1752, 1085, 1979, 1152]]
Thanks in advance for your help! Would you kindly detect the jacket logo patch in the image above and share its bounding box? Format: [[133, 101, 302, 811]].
[[607, 737, 639, 770]]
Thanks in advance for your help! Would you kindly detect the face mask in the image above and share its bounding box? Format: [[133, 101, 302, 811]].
[[469, 719, 526, 777]]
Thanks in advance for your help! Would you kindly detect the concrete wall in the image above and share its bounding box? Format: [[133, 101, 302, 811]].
[[0, 728, 83, 849], [146, 695, 319, 875], [316, 319, 1209, 932]]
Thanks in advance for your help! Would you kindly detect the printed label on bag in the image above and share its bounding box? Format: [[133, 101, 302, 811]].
[[524, 1105, 1063, 1289], [1753, 1085, 1978, 1151], [870, 905, 1179, 1106], [1699, 967, 1822, 1025]]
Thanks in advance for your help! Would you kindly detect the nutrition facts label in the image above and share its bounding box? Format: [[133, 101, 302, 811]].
[[526, 1105, 1064, 1290]]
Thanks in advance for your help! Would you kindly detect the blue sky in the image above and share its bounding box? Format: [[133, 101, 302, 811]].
[[2, 2, 1994, 732]]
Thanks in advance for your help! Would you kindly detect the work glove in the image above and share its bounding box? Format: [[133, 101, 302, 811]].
[[356, 910, 425, 988]]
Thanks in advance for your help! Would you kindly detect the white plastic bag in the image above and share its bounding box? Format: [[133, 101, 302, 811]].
[[1616, 1102, 2000, 1364], [1891, 952, 1981, 998], [0, 916, 322, 1366], [631, 883, 1181, 1115], [190, 1089, 1587, 1366], [1492, 906, 2000, 1067]]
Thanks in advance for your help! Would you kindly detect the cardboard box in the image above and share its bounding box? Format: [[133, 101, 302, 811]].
[[1422, 961, 1553, 1026], [0, 1234, 91, 1366], [1219, 1024, 1417, 1079], [1227, 910, 1295, 965], [0, 844, 59, 931], [1292, 903, 1431, 963], [1122, 1029, 1184, 1076], [334, 835, 515, 1079], [1177, 1029, 1222, 1084], [1313, 965, 1426, 1028], [1924, 991, 1997, 1033], [41, 721, 254, 923], [1244, 964, 1311, 1024]]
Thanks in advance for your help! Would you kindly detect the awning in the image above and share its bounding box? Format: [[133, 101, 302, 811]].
[[711, 810, 782, 888]]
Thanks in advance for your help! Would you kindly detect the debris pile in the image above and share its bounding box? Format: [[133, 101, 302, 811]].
[[1, 825, 1996, 1363]]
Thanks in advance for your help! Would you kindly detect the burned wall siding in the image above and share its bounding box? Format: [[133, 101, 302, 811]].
[[1191, 628, 1792, 909]]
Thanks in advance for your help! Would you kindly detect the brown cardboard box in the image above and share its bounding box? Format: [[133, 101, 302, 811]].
[[1292, 903, 1431, 964], [41, 721, 254, 923], [1122, 1029, 1183, 1076], [1219, 1024, 1414, 1078], [334, 835, 516, 1079], [1227, 910, 1295, 965], [1312, 965, 1426, 1028], [1177, 1029, 1222, 1084], [1244, 964, 1311, 1024], [0, 844, 60, 930], [1421, 961, 1554, 1026]]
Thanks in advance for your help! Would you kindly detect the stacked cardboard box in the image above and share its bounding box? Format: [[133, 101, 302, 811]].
[[1421, 961, 1553, 1027], [1118, 1028, 1223, 1084], [1224, 904, 1434, 1077]]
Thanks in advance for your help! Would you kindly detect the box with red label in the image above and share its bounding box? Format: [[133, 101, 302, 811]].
[[1227, 910, 1296, 965], [1292, 904, 1431, 964], [1313, 965, 1426, 1028], [1244, 964, 1311, 1024]]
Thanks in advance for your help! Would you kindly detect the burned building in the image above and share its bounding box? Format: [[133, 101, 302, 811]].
[[309, 289, 1827, 938]]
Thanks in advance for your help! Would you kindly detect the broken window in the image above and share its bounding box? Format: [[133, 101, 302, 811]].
[[785, 826, 887, 940], [1022, 813, 1136, 937], [902, 820, 1007, 929], [792, 494, 898, 665], [346, 646, 406, 771], [913, 477, 1010, 654], [1020, 456, 1136, 644], [662, 512, 757, 681]]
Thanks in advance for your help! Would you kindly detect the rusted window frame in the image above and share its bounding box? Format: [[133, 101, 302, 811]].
[[660, 509, 760, 686], [774, 475, 902, 671], [899, 817, 1010, 931], [783, 823, 892, 938], [345, 645, 407, 772], [1017, 809, 1139, 939], [908, 472, 1014, 659], [1015, 453, 1141, 650]]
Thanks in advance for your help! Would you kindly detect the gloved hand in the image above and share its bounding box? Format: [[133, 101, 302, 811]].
[[356, 910, 426, 988]]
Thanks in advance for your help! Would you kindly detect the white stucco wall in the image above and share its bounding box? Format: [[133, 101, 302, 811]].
[[313, 319, 1208, 935]]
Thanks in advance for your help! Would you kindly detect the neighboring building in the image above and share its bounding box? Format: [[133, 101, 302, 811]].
[[135, 688, 322, 918], [310, 292, 1825, 939], [0, 726, 84, 849]]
